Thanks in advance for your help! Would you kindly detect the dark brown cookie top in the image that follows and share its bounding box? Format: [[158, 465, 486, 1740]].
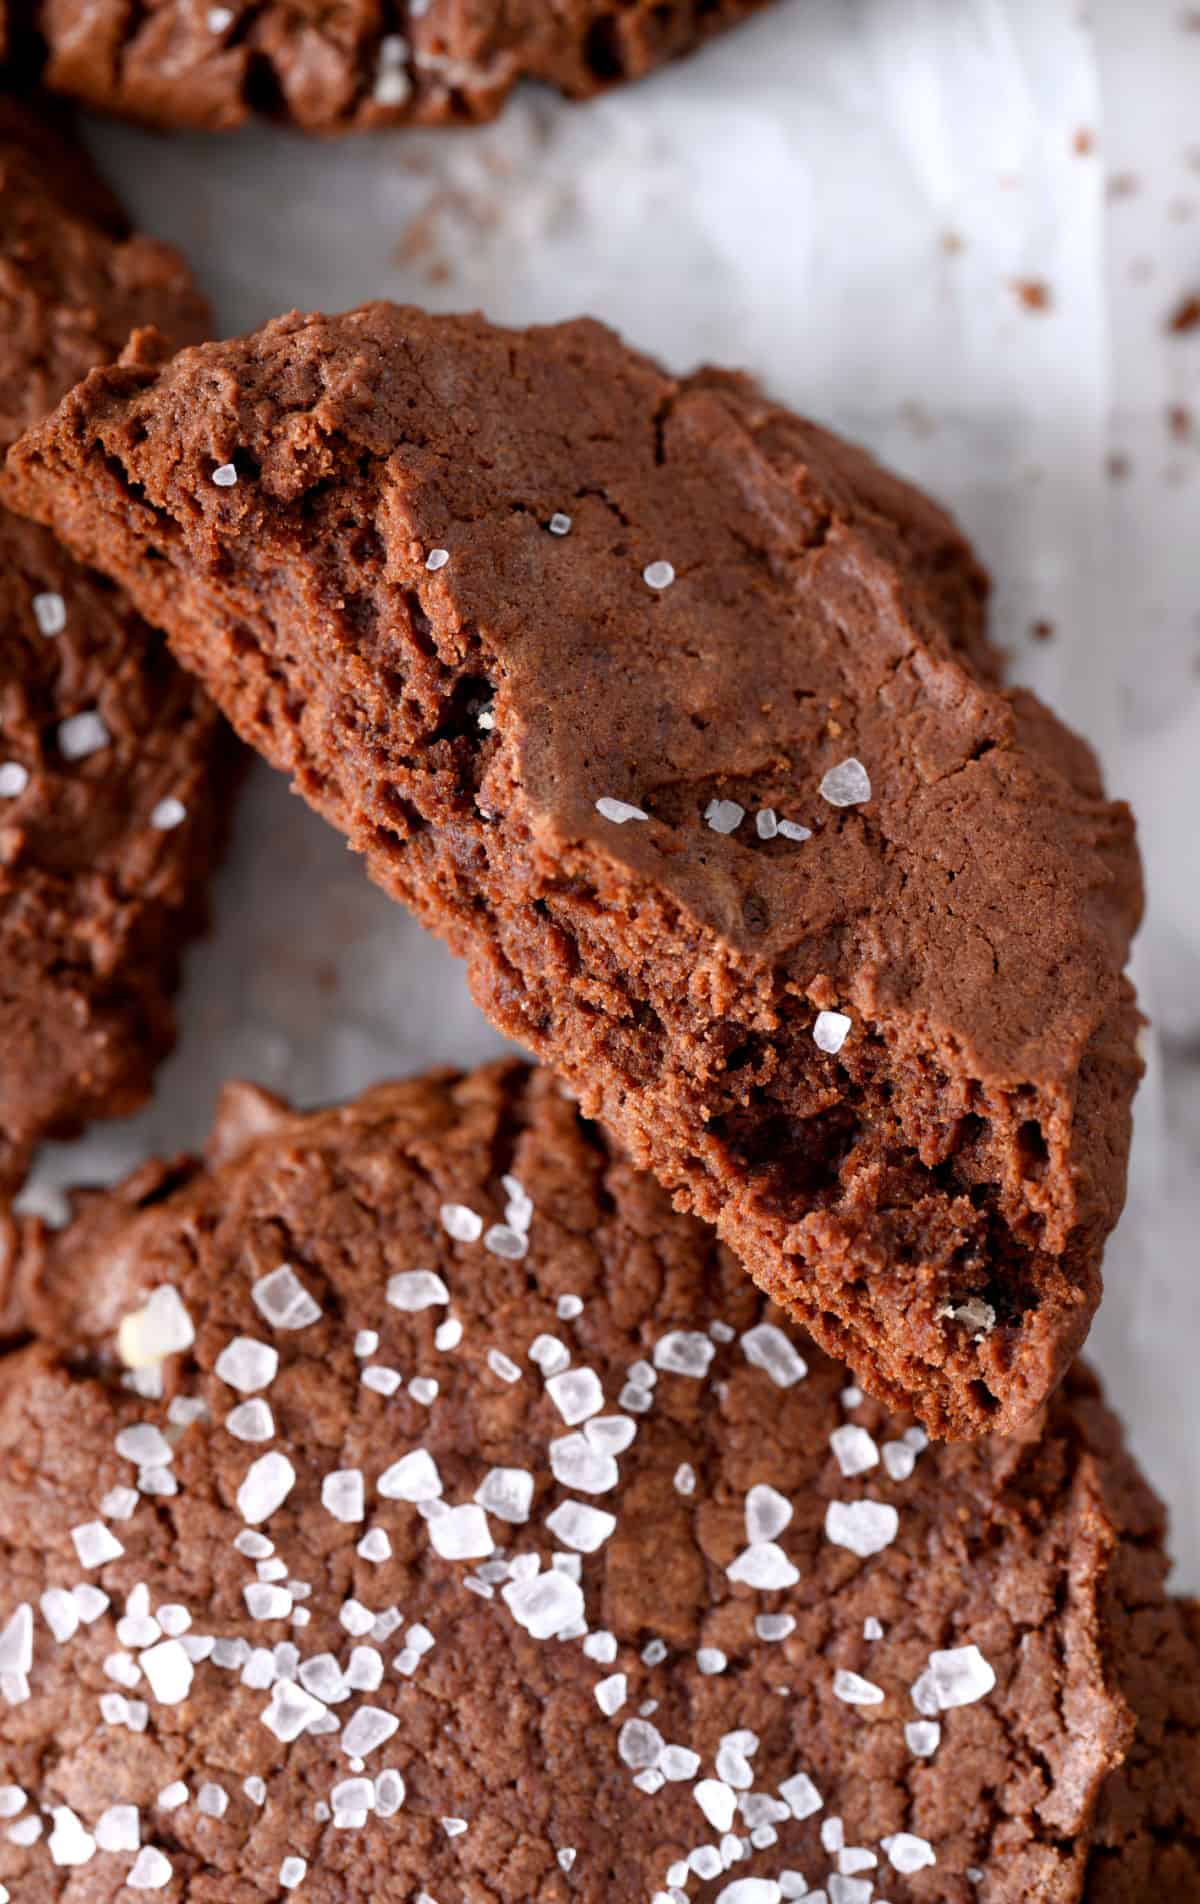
[[18, 0, 770, 134], [2, 303, 1143, 1438], [1, 1063, 1195, 1904], [0, 107, 232, 1214]]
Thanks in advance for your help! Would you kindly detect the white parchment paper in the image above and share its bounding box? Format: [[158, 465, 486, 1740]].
[[41, 0, 1196, 1582]]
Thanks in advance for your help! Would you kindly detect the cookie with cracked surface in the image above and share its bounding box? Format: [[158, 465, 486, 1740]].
[[0, 104, 236, 1219], [2, 303, 1144, 1438], [0, 1060, 1195, 1903], [15, 0, 772, 133]]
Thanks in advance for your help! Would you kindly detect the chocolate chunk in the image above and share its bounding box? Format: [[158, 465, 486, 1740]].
[[2, 303, 1143, 1438]]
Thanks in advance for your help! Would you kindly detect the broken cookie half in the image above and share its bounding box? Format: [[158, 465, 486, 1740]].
[[3, 304, 1143, 1437]]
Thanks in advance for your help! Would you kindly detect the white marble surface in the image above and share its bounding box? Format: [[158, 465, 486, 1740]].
[[42, 0, 1197, 1583]]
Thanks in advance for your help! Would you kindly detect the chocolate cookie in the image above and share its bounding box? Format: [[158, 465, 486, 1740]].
[[2, 304, 1144, 1440], [0, 105, 235, 1216], [14, 0, 771, 134], [0, 1061, 1194, 1904]]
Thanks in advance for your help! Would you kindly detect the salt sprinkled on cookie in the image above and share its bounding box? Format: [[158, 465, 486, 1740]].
[[818, 757, 872, 806], [595, 796, 648, 824]]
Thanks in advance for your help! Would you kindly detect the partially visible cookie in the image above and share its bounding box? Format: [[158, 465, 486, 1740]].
[[2, 303, 1143, 1438], [0, 107, 234, 1213], [1, 1061, 1195, 1904], [16, 0, 771, 134]]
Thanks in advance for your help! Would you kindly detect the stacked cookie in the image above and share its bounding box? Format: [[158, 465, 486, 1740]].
[[0, 97, 1195, 1904]]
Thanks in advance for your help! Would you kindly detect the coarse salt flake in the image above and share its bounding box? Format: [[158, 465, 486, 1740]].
[[379, 1449, 443, 1501], [387, 1270, 449, 1311], [253, 1264, 321, 1330], [428, 1504, 493, 1561], [929, 1643, 996, 1708], [885, 1832, 937, 1874], [440, 1203, 483, 1242], [726, 1542, 799, 1590], [212, 463, 238, 487], [741, 1324, 807, 1387], [833, 1669, 885, 1705], [643, 560, 675, 588], [128, 1846, 173, 1889], [705, 799, 745, 835], [71, 1523, 123, 1569], [595, 796, 648, 824], [322, 1470, 365, 1523], [0, 763, 28, 798], [819, 757, 871, 807], [33, 591, 66, 635], [341, 1707, 400, 1757], [830, 1425, 879, 1476], [426, 548, 450, 571], [237, 1452, 296, 1524], [813, 1010, 852, 1055], [653, 1331, 715, 1378], [150, 796, 187, 830], [824, 1498, 899, 1557]]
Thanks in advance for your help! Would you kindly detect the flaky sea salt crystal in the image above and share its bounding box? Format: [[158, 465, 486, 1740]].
[[0, 762, 28, 798], [550, 1433, 618, 1494], [362, 1366, 402, 1396], [674, 1463, 697, 1495], [95, 1805, 139, 1852], [48, 1806, 95, 1867], [375, 1770, 406, 1817], [705, 799, 745, 835], [71, 1524, 123, 1569], [882, 1440, 916, 1481], [830, 1425, 879, 1476], [358, 1528, 392, 1563], [237, 1452, 296, 1524], [582, 1631, 617, 1664], [429, 1505, 493, 1561], [745, 1484, 792, 1543], [654, 1331, 715, 1377], [833, 1669, 885, 1706], [486, 1350, 521, 1383], [819, 757, 871, 806], [59, 711, 109, 760], [33, 591, 66, 635], [475, 1468, 534, 1523], [150, 796, 187, 830], [341, 1708, 400, 1757], [216, 1336, 278, 1393], [226, 1400, 274, 1442], [387, 1270, 450, 1311], [440, 1203, 483, 1242], [484, 1225, 528, 1261], [197, 1784, 228, 1818], [322, 1470, 365, 1523], [885, 1832, 937, 1873], [379, 1449, 442, 1501], [279, 1857, 307, 1889], [549, 512, 572, 535], [779, 1770, 823, 1819], [824, 1499, 899, 1557], [726, 1542, 799, 1590], [756, 1614, 795, 1642], [262, 1681, 326, 1742], [595, 1673, 627, 1715], [694, 1780, 738, 1831], [529, 1333, 571, 1375], [905, 1719, 941, 1757], [40, 1589, 78, 1642], [643, 560, 675, 588], [253, 1265, 321, 1329], [501, 1569, 584, 1639], [546, 1501, 615, 1552], [128, 1847, 172, 1889], [697, 1647, 727, 1674], [140, 1640, 193, 1705], [813, 1010, 852, 1055], [596, 796, 648, 824], [741, 1324, 806, 1387], [425, 547, 449, 571], [929, 1644, 996, 1708], [547, 1367, 604, 1425]]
